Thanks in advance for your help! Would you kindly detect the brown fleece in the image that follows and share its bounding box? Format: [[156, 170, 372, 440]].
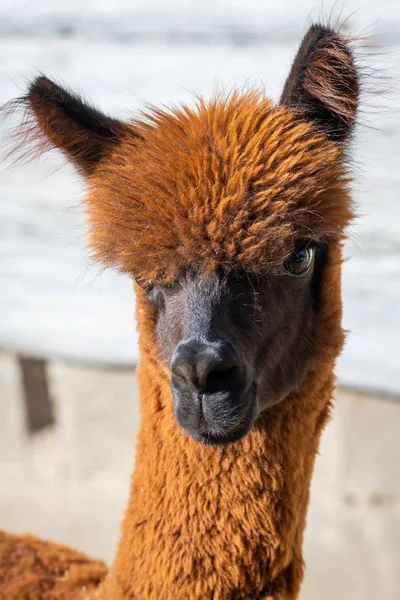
[[0, 531, 106, 599], [0, 22, 359, 600], [86, 96, 353, 284]]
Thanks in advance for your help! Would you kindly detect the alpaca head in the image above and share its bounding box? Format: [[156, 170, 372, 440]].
[[10, 24, 358, 445]]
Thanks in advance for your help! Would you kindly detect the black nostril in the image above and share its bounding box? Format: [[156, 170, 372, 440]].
[[196, 354, 237, 391], [170, 340, 238, 393]]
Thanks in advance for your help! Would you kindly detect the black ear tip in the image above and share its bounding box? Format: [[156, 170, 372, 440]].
[[307, 23, 335, 38], [28, 75, 55, 95], [27, 76, 71, 106], [300, 23, 340, 53]]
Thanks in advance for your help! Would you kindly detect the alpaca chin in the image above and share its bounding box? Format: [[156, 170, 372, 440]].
[[178, 382, 259, 446]]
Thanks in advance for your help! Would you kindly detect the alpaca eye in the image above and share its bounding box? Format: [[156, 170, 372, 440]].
[[136, 279, 154, 294], [137, 280, 159, 307], [284, 247, 315, 276]]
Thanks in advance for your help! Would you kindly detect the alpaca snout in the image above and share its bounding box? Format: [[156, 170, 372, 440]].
[[170, 339, 256, 445]]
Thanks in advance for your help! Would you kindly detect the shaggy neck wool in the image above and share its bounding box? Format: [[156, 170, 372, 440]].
[[97, 247, 344, 600]]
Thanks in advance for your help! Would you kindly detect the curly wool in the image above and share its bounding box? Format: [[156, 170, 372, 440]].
[[87, 92, 353, 284], [0, 530, 107, 599]]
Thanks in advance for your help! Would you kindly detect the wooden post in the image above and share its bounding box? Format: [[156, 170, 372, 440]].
[[18, 356, 55, 434]]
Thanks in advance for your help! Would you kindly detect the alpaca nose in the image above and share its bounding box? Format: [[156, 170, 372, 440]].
[[171, 339, 238, 394], [171, 338, 256, 445]]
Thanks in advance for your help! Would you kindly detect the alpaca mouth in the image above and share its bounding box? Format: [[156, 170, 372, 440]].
[[188, 382, 258, 446]]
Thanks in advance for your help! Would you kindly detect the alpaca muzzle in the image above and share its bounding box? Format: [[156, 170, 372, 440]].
[[170, 338, 257, 445]]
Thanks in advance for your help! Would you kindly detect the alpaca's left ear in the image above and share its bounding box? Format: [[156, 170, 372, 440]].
[[280, 24, 359, 142], [6, 76, 132, 176]]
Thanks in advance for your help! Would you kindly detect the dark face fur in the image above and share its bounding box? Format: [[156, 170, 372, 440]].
[[141, 243, 325, 444]]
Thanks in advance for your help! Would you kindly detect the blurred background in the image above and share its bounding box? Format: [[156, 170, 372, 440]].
[[0, 1, 399, 599]]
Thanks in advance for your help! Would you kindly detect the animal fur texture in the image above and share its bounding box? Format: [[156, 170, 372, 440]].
[[0, 23, 360, 599], [86, 94, 353, 284], [0, 531, 106, 599]]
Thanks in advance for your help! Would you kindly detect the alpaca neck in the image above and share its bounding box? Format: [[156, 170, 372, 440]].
[[101, 348, 335, 600]]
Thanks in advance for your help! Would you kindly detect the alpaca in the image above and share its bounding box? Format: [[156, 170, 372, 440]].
[[0, 23, 359, 600]]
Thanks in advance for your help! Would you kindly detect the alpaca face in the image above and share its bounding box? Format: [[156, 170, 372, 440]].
[[140, 243, 325, 444], [6, 24, 359, 445]]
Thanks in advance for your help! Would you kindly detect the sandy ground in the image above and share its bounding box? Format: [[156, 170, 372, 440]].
[[0, 351, 399, 599]]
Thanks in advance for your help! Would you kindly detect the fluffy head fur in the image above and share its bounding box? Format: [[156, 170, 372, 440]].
[[87, 94, 353, 284]]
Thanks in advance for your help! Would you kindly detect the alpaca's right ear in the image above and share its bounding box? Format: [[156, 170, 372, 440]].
[[280, 24, 359, 142], [4, 76, 131, 176]]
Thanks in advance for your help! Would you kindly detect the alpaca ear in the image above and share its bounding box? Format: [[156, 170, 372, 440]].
[[280, 24, 359, 142], [10, 76, 130, 176]]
